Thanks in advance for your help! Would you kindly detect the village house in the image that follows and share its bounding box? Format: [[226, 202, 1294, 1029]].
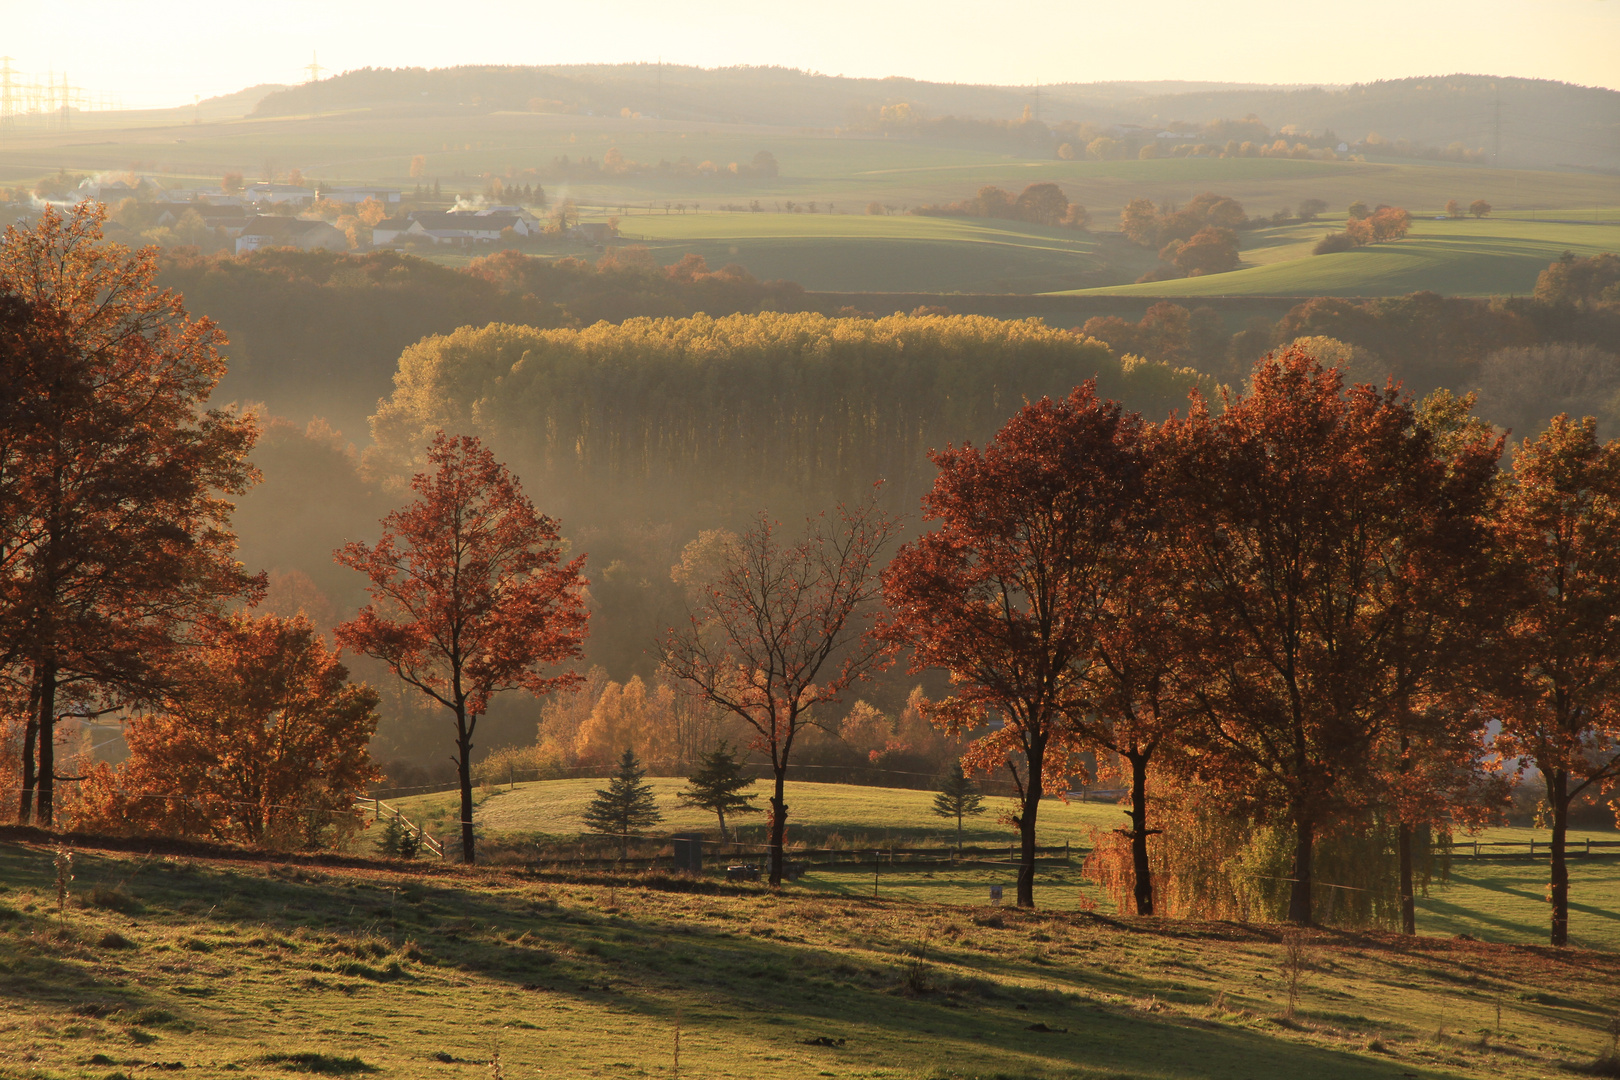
[[390, 210, 538, 245], [235, 216, 347, 254], [370, 217, 430, 245], [244, 182, 315, 207], [319, 186, 403, 206]]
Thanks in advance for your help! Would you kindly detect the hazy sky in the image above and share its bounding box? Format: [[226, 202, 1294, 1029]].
[[14, 0, 1619, 109]]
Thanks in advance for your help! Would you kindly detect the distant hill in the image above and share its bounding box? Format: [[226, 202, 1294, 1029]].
[[251, 66, 1620, 170], [197, 83, 287, 118]]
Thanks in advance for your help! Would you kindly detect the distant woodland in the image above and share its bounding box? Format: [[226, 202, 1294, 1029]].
[[247, 66, 1620, 171]]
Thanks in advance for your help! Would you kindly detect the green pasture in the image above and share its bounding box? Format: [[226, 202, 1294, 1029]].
[[392, 777, 1125, 849], [613, 212, 1128, 292], [386, 778, 1620, 952], [4, 835, 1620, 1080], [1067, 216, 1620, 298]]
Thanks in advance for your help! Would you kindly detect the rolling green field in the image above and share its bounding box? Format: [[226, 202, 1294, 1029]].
[[1068, 216, 1620, 298], [5, 107, 1618, 297], [3, 833, 1620, 1080], [613, 213, 1129, 293], [386, 778, 1620, 950]]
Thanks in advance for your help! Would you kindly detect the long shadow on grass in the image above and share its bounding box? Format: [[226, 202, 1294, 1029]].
[[0, 843, 1458, 1080], [1450, 871, 1620, 923]]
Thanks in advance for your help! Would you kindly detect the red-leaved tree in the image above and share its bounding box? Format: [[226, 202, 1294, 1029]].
[[659, 498, 898, 886], [1160, 351, 1472, 925], [883, 384, 1147, 908], [1492, 415, 1620, 946], [335, 433, 588, 863], [0, 204, 260, 827]]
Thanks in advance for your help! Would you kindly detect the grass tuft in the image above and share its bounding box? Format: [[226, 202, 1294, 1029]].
[[258, 1052, 379, 1074]]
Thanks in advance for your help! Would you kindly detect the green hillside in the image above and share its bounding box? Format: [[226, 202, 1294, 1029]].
[[4, 834, 1619, 1080], [1067, 216, 1620, 298], [615, 213, 1123, 292]]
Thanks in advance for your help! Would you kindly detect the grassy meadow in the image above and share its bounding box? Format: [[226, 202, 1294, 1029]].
[[382, 779, 1620, 950], [4, 832, 1620, 1080], [1069, 215, 1620, 298], [611, 213, 1129, 293]]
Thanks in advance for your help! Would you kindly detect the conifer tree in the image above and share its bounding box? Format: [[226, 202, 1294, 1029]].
[[584, 748, 664, 859], [677, 742, 760, 842], [932, 761, 985, 851]]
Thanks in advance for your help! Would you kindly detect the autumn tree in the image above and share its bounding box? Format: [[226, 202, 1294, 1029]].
[[932, 761, 985, 851], [1369, 389, 1508, 934], [1165, 226, 1240, 276], [584, 748, 663, 859], [0, 205, 260, 827], [883, 384, 1147, 908], [1445, 199, 1463, 219], [335, 432, 588, 863], [1068, 423, 1201, 916], [677, 741, 759, 842], [1120, 198, 1161, 247], [1491, 415, 1620, 946], [1160, 350, 1466, 925], [81, 612, 380, 848], [659, 498, 898, 886], [1014, 183, 1069, 227], [1469, 199, 1492, 218]]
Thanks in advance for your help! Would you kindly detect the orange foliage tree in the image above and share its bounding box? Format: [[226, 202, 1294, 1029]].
[[882, 384, 1146, 908], [1491, 415, 1620, 946], [81, 612, 379, 848], [0, 204, 260, 827], [1159, 351, 1476, 925], [335, 433, 588, 863], [659, 499, 899, 886]]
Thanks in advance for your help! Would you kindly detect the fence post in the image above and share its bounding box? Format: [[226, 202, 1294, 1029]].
[[1529, 839, 1535, 856]]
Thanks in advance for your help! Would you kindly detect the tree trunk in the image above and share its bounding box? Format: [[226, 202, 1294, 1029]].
[[1550, 768, 1570, 947], [956, 815, 963, 854], [717, 810, 728, 845], [17, 678, 38, 825], [1016, 747, 1044, 908], [1127, 750, 1154, 917], [1398, 822, 1416, 935], [768, 769, 787, 886], [1288, 809, 1314, 925], [35, 659, 58, 829], [455, 709, 476, 864]]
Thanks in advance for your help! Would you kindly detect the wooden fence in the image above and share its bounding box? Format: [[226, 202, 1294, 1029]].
[[523, 841, 1076, 873], [1451, 838, 1620, 858], [353, 797, 445, 859]]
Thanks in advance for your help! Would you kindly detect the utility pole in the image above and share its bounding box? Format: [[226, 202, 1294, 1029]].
[[0, 57, 16, 141], [1492, 83, 1501, 168]]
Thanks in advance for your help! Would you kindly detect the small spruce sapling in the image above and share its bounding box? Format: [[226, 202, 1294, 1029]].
[[583, 749, 664, 860], [677, 742, 760, 843], [932, 761, 986, 852], [54, 846, 74, 929]]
